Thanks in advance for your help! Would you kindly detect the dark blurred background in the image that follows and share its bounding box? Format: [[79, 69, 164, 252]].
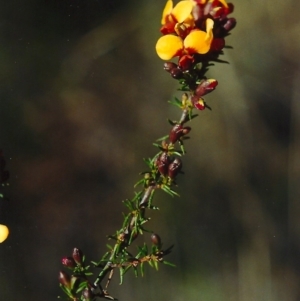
[[1, 0, 300, 300]]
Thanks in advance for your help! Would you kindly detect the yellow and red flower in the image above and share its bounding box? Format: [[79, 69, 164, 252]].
[[156, 18, 214, 61], [156, 0, 236, 62], [156, 0, 236, 111], [160, 0, 195, 35]]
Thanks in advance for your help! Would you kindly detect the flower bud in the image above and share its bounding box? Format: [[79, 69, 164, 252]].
[[170, 68, 183, 79], [82, 287, 93, 301], [195, 79, 218, 97], [168, 158, 182, 179], [58, 271, 71, 288], [223, 17, 236, 32], [61, 257, 76, 269], [169, 124, 183, 144], [156, 152, 171, 176], [151, 233, 162, 248], [169, 124, 192, 144], [163, 62, 177, 73], [72, 248, 83, 265], [191, 95, 205, 110]]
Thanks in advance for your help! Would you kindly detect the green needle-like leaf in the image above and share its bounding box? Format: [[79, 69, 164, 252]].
[[161, 185, 180, 197], [156, 135, 169, 142], [140, 262, 145, 277], [162, 260, 176, 267], [133, 267, 138, 277], [153, 260, 159, 270]]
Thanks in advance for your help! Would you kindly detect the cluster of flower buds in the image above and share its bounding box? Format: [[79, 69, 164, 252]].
[[156, 152, 182, 179], [59, 248, 93, 300], [61, 247, 84, 269]]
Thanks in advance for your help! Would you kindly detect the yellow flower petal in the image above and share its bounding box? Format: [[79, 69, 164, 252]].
[[184, 30, 208, 54], [156, 35, 183, 60], [0, 224, 9, 243], [184, 19, 213, 54], [161, 0, 173, 24], [205, 18, 214, 43], [172, 1, 194, 23]]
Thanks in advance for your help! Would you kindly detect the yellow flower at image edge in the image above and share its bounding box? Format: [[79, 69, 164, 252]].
[[0, 224, 9, 243], [156, 18, 214, 60]]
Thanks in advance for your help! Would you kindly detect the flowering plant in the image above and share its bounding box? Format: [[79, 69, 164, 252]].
[[58, 1, 236, 300]]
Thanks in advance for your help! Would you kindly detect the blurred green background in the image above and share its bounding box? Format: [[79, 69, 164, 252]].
[[1, 0, 300, 300]]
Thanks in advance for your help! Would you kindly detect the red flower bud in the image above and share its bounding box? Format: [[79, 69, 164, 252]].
[[163, 62, 183, 79], [169, 124, 191, 144], [163, 62, 177, 73], [151, 233, 162, 248], [168, 158, 182, 179], [61, 257, 76, 269], [195, 79, 218, 97], [170, 68, 183, 79], [72, 248, 83, 265], [156, 152, 170, 176], [82, 288, 93, 301], [223, 17, 236, 32], [191, 95, 205, 110], [58, 271, 71, 288], [169, 124, 183, 144]]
